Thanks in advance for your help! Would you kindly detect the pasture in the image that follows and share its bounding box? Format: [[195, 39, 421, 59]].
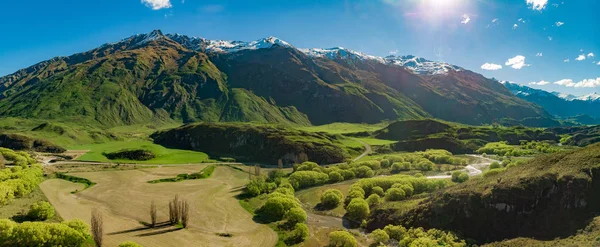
[[40, 165, 277, 247]]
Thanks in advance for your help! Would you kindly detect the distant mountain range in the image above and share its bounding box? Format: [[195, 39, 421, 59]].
[[0, 30, 549, 127], [502, 81, 600, 122]]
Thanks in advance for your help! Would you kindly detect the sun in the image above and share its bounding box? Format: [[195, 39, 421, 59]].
[[421, 0, 464, 11]]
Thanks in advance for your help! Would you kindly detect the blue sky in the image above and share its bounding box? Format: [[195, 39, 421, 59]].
[[0, 0, 598, 95]]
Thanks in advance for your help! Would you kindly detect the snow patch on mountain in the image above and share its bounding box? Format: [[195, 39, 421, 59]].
[[385, 55, 463, 75], [298, 47, 385, 63]]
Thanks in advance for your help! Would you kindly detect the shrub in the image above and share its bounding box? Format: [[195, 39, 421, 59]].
[[257, 195, 299, 222], [380, 159, 391, 168], [451, 171, 469, 183], [385, 188, 406, 201], [371, 186, 384, 197], [321, 189, 343, 209], [284, 207, 307, 224], [354, 166, 374, 178], [489, 162, 502, 169], [295, 162, 319, 172], [289, 171, 329, 189], [391, 162, 411, 173], [346, 198, 370, 221], [102, 149, 155, 161], [483, 168, 506, 178], [328, 171, 343, 183], [119, 241, 144, 247], [328, 231, 357, 247], [369, 229, 390, 245], [28, 201, 55, 221], [366, 194, 383, 207], [285, 223, 308, 245], [384, 224, 407, 241], [0, 219, 89, 246], [339, 170, 356, 180]]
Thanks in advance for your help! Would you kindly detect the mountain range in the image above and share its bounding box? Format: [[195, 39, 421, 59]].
[[0, 30, 550, 127], [502, 81, 600, 122]]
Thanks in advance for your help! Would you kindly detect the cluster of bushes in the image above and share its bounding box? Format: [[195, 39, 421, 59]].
[[289, 161, 381, 189], [344, 175, 450, 221], [56, 173, 96, 190], [520, 141, 560, 153], [385, 149, 466, 173], [0, 219, 91, 246], [368, 225, 466, 246], [102, 149, 156, 161], [254, 180, 309, 245], [451, 171, 469, 183], [148, 165, 215, 183], [0, 149, 43, 205], [27, 201, 56, 221], [328, 230, 358, 247]]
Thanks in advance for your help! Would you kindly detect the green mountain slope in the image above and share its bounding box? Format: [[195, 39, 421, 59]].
[[0, 30, 551, 127]]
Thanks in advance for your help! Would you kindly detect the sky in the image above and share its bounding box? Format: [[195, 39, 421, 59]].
[[0, 0, 598, 96]]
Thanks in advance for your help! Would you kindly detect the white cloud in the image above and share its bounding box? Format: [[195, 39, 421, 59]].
[[480, 63, 503, 71], [588, 53, 595, 57], [513, 24, 519, 29], [492, 18, 499, 23], [555, 21, 564, 27], [576, 54, 586, 61], [141, 0, 172, 10], [505, 55, 530, 69], [548, 36, 553, 41], [517, 18, 526, 23], [597, 61, 600, 65], [529, 80, 550, 86], [526, 0, 548, 11], [564, 59, 570, 63], [461, 14, 470, 24], [536, 52, 543, 57], [389, 50, 399, 55], [553, 78, 600, 88]]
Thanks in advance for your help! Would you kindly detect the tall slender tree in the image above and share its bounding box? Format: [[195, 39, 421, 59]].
[[91, 209, 104, 247], [150, 201, 157, 227]]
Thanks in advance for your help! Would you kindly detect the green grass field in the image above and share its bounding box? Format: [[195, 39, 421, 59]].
[[296, 122, 388, 134], [69, 140, 213, 164]]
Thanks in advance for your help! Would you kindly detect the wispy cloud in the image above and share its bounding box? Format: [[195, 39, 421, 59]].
[[505, 55, 529, 69], [529, 80, 550, 86], [536, 52, 543, 57], [461, 14, 470, 24], [597, 61, 600, 65], [576, 54, 586, 61], [389, 50, 399, 55], [554, 78, 600, 88], [513, 24, 519, 30], [141, 0, 172, 10], [481, 63, 503, 71], [526, 0, 548, 11], [492, 18, 499, 23], [548, 36, 553, 41], [564, 59, 570, 63], [555, 21, 564, 27], [200, 4, 224, 13], [588, 53, 595, 58]]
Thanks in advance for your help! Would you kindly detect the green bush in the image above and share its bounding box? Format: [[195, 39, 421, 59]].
[[366, 194, 383, 208], [391, 162, 411, 173], [346, 198, 370, 221], [483, 168, 506, 178], [103, 149, 155, 161], [28, 201, 55, 221], [320, 189, 343, 209], [119, 241, 144, 247], [339, 170, 356, 180], [385, 188, 406, 201], [489, 162, 502, 169], [384, 224, 407, 241], [289, 171, 329, 189], [285, 223, 309, 245], [328, 230, 358, 247], [284, 207, 307, 224], [451, 171, 469, 183], [371, 186, 385, 197], [0, 219, 90, 246], [369, 229, 390, 245], [328, 171, 343, 183]]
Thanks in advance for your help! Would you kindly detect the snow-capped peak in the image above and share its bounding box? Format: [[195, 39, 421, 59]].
[[297, 47, 385, 63], [576, 92, 600, 101], [552, 92, 577, 101], [384, 55, 462, 75], [203, 36, 293, 53]]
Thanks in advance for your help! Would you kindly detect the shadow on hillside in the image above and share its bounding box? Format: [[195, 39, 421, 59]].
[[136, 227, 183, 237]]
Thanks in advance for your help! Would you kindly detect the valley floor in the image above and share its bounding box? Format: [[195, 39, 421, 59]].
[[40, 166, 277, 247]]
